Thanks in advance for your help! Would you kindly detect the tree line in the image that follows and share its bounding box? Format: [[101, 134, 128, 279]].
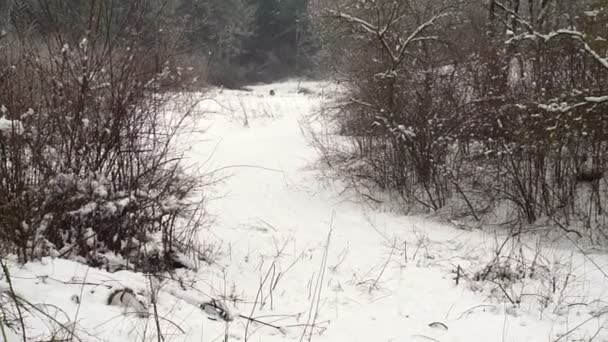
[[0, 0, 320, 87], [159, 0, 321, 86]]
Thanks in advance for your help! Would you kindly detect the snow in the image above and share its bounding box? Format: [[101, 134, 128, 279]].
[[584, 10, 600, 17], [0, 116, 23, 134], [161, 195, 181, 212], [69, 202, 97, 216], [92, 181, 108, 198], [2, 80, 608, 341], [586, 96, 608, 103]]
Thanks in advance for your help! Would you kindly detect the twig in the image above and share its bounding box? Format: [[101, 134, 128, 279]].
[[239, 314, 285, 333], [455, 265, 462, 285], [146, 272, 164, 342], [301, 212, 334, 342], [492, 281, 516, 305], [69, 267, 90, 342], [551, 310, 608, 341], [0, 259, 26, 342], [457, 305, 497, 319], [371, 240, 397, 292], [245, 261, 277, 341]]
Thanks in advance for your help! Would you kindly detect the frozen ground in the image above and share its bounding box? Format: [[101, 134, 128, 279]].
[[3, 81, 608, 342]]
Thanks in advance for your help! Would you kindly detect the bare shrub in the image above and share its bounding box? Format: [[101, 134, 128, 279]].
[[311, 0, 475, 211], [313, 0, 608, 238], [0, 0, 208, 269], [463, 0, 608, 236]]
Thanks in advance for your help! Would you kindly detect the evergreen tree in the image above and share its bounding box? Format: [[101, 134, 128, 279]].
[[248, 0, 319, 80], [171, 0, 255, 60]]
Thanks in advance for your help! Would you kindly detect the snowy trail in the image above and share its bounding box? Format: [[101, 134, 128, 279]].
[[184, 81, 608, 342], [4, 81, 608, 342]]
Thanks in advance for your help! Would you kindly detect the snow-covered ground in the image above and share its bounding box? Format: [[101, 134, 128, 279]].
[[3, 81, 608, 342]]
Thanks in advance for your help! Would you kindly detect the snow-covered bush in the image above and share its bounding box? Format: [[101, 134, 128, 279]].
[[0, 0, 207, 269], [313, 0, 466, 210], [314, 0, 608, 238], [462, 0, 608, 233]]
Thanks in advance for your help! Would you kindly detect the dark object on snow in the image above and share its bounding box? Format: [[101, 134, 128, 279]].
[[428, 322, 448, 331], [296, 87, 313, 95], [576, 170, 603, 183], [141, 249, 193, 273], [269, 89, 275, 96], [200, 299, 234, 322], [107, 288, 148, 318], [165, 250, 190, 269]]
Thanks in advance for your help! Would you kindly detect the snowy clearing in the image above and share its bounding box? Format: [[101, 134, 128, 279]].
[[3, 81, 608, 342]]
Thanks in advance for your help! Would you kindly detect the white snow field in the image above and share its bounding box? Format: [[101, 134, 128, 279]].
[[3, 81, 608, 342]]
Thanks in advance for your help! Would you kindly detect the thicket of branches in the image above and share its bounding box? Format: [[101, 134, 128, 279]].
[[0, 0, 207, 270], [313, 0, 608, 239]]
